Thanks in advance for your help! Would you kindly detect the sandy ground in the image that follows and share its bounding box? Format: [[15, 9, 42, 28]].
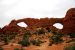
[[2, 39, 66, 50], [2, 37, 68, 50], [2, 33, 69, 50], [24, 39, 66, 50]]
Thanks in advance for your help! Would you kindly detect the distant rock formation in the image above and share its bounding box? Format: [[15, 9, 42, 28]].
[[1, 8, 75, 34], [7, 18, 63, 31]]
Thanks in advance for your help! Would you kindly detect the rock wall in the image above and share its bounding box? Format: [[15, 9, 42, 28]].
[[62, 8, 75, 34]]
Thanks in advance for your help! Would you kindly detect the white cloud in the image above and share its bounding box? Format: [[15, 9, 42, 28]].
[[0, 0, 75, 28]]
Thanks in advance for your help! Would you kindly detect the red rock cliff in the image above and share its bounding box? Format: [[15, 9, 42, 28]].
[[62, 8, 75, 34]]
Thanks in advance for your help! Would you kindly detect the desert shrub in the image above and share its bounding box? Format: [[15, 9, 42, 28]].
[[14, 48, 19, 50], [51, 30, 63, 36], [0, 47, 3, 50], [18, 38, 30, 47], [64, 42, 75, 50], [46, 27, 51, 32], [55, 33, 63, 37], [68, 33, 75, 38], [3, 37, 9, 45], [0, 32, 18, 45], [23, 30, 31, 39], [47, 29, 51, 32], [50, 33, 63, 44], [36, 28, 45, 35], [51, 30, 57, 34], [31, 39, 43, 46], [2, 32, 17, 45], [18, 30, 31, 47]]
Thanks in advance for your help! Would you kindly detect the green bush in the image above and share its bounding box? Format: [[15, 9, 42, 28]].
[[31, 39, 43, 46], [2, 32, 17, 45], [23, 30, 31, 39], [3, 37, 9, 45], [50, 33, 63, 44], [18, 30, 31, 47], [48, 29, 51, 32], [64, 42, 75, 50], [18, 38, 30, 47], [51, 30, 63, 36], [36, 28, 45, 35], [68, 33, 75, 38], [51, 30, 57, 35]]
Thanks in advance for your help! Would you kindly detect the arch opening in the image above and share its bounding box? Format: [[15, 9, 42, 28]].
[[53, 23, 63, 29], [17, 22, 28, 28]]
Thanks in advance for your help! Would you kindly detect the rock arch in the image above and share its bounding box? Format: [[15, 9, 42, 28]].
[[17, 22, 28, 28], [53, 23, 63, 29], [8, 18, 63, 32], [1, 8, 75, 34]]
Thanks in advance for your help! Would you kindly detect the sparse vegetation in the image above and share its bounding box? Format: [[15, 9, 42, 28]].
[[51, 30, 57, 35], [36, 28, 45, 35], [1, 32, 18, 45], [31, 39, 43, 46], [18, 38, 30, 47], [0, 25, 74, 50], [49, 32, 63, 44], [68, 33, 75, 38], [64, 42, 75, 50], [23, 30, 31, 39], [18, 30, 31, 47]]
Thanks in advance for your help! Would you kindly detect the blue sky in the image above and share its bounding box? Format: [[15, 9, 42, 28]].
[[0, 0, 75, 28]]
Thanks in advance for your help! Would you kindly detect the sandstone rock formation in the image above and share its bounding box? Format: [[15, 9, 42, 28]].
[[62, 8, 75, 34], [7, 18, 63, 31], [0, 8, 75, 34]]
